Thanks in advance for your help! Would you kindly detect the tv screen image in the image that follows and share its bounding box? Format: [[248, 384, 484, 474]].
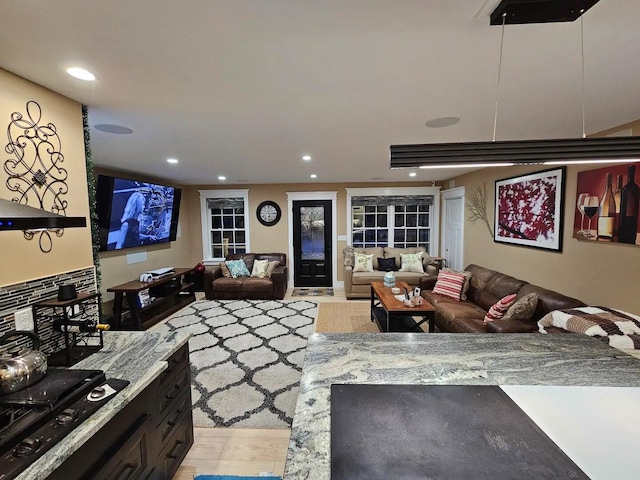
[[97, 176, 181, 251]]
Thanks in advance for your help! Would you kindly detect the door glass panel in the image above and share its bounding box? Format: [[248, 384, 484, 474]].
[[301, 206, 325, 260]]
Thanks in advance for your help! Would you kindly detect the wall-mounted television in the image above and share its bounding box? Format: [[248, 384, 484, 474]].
[[96, 175, 182, 252]]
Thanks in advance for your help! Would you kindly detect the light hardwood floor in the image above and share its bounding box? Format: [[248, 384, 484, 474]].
[[174, 287, 347, 478], [174, 427, 290, 479]]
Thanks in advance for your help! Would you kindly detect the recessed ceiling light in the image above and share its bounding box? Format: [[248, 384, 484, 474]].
[[218, 176, 226, 181], [94, 124, 133, 134], [425, 116, 460, 128], [167, 158, 179, 164], [302, 155, 312, 161], [66, 67, 96, 81], [409, 172, 417, 177], [310, 174, 317, 179]]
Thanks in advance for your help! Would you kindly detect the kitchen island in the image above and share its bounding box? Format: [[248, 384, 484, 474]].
[[16, 329, 191, 480], [284, 333, 640, 480]]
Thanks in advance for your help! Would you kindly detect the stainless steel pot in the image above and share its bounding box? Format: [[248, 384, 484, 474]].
[[0, 330, 48, 394]]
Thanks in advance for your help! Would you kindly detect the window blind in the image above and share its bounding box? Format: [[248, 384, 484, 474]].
[[351, 195, 433, 207]]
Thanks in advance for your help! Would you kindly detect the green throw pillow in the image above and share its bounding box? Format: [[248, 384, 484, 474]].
[[227, 259, 250, 278]]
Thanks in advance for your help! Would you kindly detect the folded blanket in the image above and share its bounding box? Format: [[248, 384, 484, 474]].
[[538, 306, 640, 350]]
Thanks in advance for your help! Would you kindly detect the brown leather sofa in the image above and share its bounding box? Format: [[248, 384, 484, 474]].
[[419, 264, 585, 333], [204, 253, 288, 300]]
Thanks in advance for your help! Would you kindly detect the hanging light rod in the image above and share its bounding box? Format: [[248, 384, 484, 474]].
[[489, 0, 600, 25], [390, 137, 640, 169]]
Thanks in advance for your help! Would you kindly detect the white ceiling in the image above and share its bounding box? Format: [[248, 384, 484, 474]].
[[0, 0, 638, 185]]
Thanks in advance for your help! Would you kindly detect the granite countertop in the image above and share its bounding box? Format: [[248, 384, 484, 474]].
[[284, 332, 640, 480], [16, 329, 190, 480]]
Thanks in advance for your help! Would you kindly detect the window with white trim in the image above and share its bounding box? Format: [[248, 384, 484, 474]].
[[199, 189, 250, 263], [346, 187, 440, 255]]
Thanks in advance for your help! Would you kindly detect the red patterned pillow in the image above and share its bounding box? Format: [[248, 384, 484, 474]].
[[432, 270, 466, 301], [483, 294, 518, 324]]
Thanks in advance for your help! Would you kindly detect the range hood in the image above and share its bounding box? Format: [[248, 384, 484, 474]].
[[0, 198, 87, 231]]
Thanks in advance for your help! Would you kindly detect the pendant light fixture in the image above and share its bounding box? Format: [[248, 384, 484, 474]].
[[389, 0, 640, 170]]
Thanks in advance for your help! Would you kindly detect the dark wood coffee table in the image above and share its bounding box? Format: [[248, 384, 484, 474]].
[[370, 281, 436, 333]]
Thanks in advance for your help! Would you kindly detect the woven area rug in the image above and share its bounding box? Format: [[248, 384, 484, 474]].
[[314, 301, 379, 333], [291, 287, 334, 297], [154, 299, 317, 428]]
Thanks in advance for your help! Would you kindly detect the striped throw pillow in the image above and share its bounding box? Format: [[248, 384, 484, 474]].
[[483, 294, 518, 324], [432, 270, 466, 301]]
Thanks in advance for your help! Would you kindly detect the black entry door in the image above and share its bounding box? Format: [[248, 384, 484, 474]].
[[293, 200, 332, 287]]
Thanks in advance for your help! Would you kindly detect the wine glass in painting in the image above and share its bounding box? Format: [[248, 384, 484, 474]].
[[576, 193, 589, 236], [583, 195, 599, 239]]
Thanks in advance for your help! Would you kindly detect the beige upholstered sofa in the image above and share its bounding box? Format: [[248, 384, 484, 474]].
[[343, 246, 439, 300]]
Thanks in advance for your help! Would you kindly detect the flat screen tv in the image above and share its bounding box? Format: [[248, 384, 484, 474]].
[[96, 175, 182, 252]]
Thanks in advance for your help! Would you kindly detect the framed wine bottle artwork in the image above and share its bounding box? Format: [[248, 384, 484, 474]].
[[494, 167, 566, 252], [574, 162, 639, 246]]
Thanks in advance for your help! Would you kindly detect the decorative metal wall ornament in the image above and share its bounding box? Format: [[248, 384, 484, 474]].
[[4, 100, 73, 252]]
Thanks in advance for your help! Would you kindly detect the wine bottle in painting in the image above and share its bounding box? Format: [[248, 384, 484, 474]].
[[618, 164, 639, 244], [612, 174, 623, 240], [597, 173, 615, 241]]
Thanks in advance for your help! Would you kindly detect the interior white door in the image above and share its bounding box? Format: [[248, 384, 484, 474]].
[[444, 197, 464, 271]]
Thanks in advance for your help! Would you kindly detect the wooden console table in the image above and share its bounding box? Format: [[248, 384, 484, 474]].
[[107, 267, 195, 330]]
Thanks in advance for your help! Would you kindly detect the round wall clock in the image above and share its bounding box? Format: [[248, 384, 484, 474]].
[[257, 200, 281, 226]]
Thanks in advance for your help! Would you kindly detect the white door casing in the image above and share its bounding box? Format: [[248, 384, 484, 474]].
[[441, 187, 465, 271]]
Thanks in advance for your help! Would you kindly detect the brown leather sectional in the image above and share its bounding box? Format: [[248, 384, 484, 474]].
[[204, 253, 288, 300], [419, 264, 585, 333]]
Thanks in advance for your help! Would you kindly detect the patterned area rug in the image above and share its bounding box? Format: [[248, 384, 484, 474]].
[[291, 287, 334, 297], [154, 299, 317, 428]]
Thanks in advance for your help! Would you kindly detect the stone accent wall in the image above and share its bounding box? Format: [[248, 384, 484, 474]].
[[0, 267, 97, 355]]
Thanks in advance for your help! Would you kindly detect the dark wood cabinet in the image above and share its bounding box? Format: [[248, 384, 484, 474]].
[[47, 343, 194, 480], [91, 415, 155, 480]]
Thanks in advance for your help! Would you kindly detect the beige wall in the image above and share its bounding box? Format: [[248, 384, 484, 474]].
[[0, 69, 93, 286], [451, 157, 640, 314], [184, 182, 436, 282], [95, 168, 193, 302]]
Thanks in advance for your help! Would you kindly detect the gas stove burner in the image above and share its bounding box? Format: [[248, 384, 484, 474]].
[[0, 369, 129, 480]]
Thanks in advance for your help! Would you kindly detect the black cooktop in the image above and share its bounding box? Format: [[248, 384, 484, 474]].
[[0, 368, 129, 480], [0, 368, 105, 408]]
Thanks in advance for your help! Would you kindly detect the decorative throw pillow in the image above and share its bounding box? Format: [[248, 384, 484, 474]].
[[353, 252, 374, 273], [251, 259, 270, 278], [399, 252, 424, 273], [265, 260, 280, 277], [483, 294, 518, 324], [443, 268, 472, 301], [502, 293, 539, 322], [378, 257, 398, 272], [343, 246, 355, 267], [226, 259, 250, 278], [432, 270, 466, 301], [219, 262, 232, 278]]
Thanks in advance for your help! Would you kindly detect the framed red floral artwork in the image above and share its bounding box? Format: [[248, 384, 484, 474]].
[[494, 167, 566, 252]]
